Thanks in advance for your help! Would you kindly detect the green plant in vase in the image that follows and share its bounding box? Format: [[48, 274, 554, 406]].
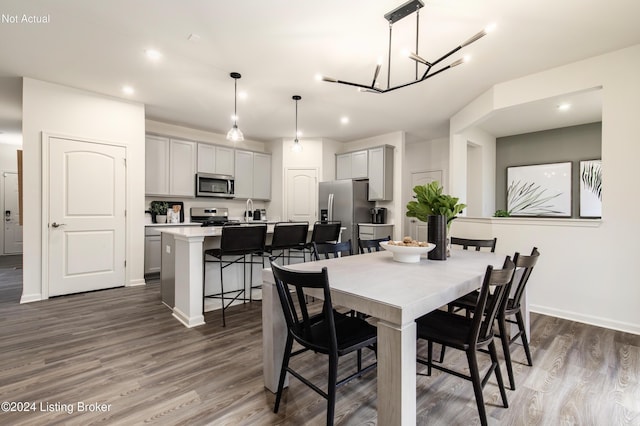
[[406, 181, 466, 232], [406, 181, 466, 256], [149, 201, 168, 223]]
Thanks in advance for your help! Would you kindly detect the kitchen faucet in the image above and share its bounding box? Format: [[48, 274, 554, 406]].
[[245, 198, 253, 222]]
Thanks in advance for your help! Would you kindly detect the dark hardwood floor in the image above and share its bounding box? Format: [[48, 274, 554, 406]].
[[0, 256, 639, 425]]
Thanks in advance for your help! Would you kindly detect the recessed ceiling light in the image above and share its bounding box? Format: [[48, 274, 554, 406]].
[[145, 49, 162, 61], [340, 116, 349, 124], [557, 103, 571, 111], [122, 85, 134, 95]]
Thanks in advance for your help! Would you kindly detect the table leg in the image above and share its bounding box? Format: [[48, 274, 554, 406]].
[[172, 235, 205, 328], [262, 269, 288, 392], [377, 319, 417, 426]]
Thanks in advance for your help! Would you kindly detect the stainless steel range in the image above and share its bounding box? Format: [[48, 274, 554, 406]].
[[190, 207, 237, 227]]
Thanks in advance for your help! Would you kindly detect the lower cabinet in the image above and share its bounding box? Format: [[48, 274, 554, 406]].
[[358, 224, 394, 241], [144, 228, 162, 276]]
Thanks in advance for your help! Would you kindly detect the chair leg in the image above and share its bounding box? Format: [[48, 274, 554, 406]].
[[515, 310, 533, 366], [438, 344, 446, 363], [489, 340, 509, 408], [274, 335, 294, 413], [497, 315, 516, 390], [466, 349, 488, 426], [220, 259, 226, 327], [427, 340, 433, 376], [327, 354, 338, 426], [357, 348, 362, 372]]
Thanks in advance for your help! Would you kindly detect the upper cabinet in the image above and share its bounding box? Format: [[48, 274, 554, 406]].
[[145, 136, 196, 197], [197, 143, 234, 176], [367, 145, 394, 201], [145, 135, 170, 195], [336, 145, 394, 201], [235, 149, 271, 200], [336, 150, 368, 180]]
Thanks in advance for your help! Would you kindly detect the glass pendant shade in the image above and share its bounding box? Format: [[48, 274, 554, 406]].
[[227, 124, 244, 142], [226, 72, 244, 142], [291, 95, 302, 152]]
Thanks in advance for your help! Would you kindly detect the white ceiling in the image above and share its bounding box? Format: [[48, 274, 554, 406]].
[[0, 0, 638, 143]]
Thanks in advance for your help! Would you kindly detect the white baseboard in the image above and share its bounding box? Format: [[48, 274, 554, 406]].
[[127, 278, 146, 287], [530, 304, 640, 335], [172, 307, 205, 328], [20, 293, 42, 303]]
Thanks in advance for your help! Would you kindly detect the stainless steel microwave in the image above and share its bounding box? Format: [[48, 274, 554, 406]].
[[195, 173, 235, 198]]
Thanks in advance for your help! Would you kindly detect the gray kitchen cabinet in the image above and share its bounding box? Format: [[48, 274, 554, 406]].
[[197, 143, 235, 176], [144, 227, 162, 275], [336, 150, 368, 180], [145, 135, 196, 197], [368, 145, 394, 201], [145, 135, 170, 195], [359, 224, 394, 241], [234, 149, 271, 200], [169, 138, 196, 197]]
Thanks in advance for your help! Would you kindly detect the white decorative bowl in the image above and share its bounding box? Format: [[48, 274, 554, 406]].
[[379, 241, 436, 263]]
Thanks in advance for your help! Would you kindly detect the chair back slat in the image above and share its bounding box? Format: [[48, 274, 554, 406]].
[[451, 237, 497, 252], [471, 257, 516, 345], [509, 247, 540, 311], [358, 236, 391, 253], [270, 259, 338, 352], [313, 240, 353, 260]]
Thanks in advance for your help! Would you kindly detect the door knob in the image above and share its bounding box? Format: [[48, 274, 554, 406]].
[[51, 222, 66, 228]]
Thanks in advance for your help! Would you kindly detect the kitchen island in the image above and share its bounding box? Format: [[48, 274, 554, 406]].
[[158, 223, 327, 327]]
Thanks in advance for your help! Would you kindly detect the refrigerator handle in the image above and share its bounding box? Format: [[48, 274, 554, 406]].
[[328, 193, 334, 221]]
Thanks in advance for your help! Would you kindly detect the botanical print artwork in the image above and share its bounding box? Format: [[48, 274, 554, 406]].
[[507, 162, 572, 216], [580, 160, 602, 218]]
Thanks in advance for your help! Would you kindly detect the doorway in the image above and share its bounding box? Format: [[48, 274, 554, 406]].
[[44, 135, 127, 297], [285, 168, 318, 223], [2, 172, 22, 254]]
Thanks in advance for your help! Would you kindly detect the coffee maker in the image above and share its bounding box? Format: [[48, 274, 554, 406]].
[[370, 207, 387, 224]]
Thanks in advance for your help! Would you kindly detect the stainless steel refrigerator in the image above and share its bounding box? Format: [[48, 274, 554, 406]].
[[318, 179, 374, 246]]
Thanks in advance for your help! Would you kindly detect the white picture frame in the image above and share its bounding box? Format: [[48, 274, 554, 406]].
[[579, 159, 602, 218], [507, 162, 572, 217]]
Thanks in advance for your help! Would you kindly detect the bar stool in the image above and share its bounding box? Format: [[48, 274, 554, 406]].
[[203, 223, 267, 327], [262, 221, 308, 266], [297, 221, 342, 261]]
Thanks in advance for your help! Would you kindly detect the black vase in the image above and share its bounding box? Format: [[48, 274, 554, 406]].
[[427, 215, 447, 260]]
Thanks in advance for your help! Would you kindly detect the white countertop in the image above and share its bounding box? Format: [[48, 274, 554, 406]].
[[145, 222, 202, 227], [358, 223, 394, 227], [154, 223, 315, 238]]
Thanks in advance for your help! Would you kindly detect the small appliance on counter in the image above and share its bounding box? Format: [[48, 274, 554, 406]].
[[190, 207, 237, 226], [252, 209, 267, 221], [370, 207, 387, 224]]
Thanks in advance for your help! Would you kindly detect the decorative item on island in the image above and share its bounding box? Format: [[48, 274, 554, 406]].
[[149, 201, 168, 223], [405, 181, 466, 259]]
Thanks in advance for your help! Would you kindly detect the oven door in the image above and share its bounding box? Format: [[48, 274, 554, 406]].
[[196, 173, 235, 198]]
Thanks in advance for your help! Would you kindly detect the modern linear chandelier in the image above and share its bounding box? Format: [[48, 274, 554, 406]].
[[320, 0, 494, 94]]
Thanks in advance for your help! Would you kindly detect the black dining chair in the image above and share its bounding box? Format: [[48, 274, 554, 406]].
[[358, 236, 391, 254], [450, 236, 497, 252], [203, 223, 267, 327], [312, 240, 353, 261], [262, 221, 309, 266], [269, 258, 377, 426], [416, 256, 515, 426], [447, 247, 540, 390]]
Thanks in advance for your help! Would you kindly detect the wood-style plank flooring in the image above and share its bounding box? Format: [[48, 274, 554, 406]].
[[1, 256, 639, 425]]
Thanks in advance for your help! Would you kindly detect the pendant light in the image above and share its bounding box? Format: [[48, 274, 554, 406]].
[[226, 72, 244, 142], [291, 95, 302, 152]]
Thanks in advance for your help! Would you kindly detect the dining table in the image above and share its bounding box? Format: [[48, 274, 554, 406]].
[[262, 249, 521, 426]]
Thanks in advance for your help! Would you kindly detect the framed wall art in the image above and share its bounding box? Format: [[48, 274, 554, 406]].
[[579, 159, 602, 218], [507, 162, 572, 217]]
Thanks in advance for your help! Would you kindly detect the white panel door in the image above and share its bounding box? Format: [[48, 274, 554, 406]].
[[408, 170, 442, 241], [48, 137, 126, 296], [3, 172, 22, 254], [286, 168, 317, 223]]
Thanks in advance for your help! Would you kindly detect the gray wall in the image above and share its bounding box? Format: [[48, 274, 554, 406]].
[[495, 122, 602, 217]]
